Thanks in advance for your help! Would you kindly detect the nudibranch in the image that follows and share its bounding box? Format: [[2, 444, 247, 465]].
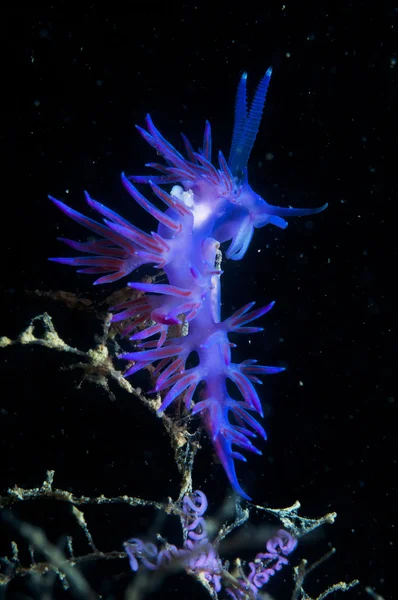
[[49, 68, 327, 499]]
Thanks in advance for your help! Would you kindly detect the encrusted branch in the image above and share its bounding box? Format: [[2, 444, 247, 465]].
[[1, 307, 360, 599]]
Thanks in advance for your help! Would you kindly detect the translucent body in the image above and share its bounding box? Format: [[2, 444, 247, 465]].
[[49, 70, 327, 499]]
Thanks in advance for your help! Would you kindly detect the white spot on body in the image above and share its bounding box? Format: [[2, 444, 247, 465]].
[[170, 185, 194, 207]]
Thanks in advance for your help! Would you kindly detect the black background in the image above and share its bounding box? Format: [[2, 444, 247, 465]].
[[1, 2, 396, 599]]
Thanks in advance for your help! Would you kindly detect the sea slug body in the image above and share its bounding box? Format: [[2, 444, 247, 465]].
[[49, 68, 327, 500]]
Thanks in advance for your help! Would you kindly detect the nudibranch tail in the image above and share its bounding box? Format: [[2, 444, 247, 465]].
[[49, 68, 327, 499]]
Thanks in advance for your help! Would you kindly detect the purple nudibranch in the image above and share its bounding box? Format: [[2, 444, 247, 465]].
[[49, 68, 327, 500]]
